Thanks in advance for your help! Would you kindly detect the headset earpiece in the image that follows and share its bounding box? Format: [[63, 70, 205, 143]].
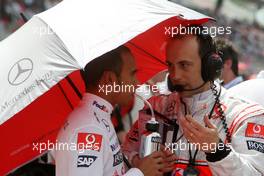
[[201, 52, 223, 82], [167, 75, 174, 92]]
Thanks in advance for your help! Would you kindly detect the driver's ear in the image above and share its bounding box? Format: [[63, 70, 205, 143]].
[[101, 71, 118, 85]]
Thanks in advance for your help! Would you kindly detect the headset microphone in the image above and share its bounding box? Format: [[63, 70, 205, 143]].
[[167, 76, 207, 92]]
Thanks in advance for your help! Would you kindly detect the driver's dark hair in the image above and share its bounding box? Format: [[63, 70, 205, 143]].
[[81, 45, 131, 89]]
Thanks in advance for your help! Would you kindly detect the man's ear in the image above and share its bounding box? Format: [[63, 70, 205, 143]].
[[101, 71, 118, 85], [225, 59, 232, 68]]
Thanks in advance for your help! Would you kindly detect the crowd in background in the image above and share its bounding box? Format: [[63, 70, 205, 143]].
[[210, 9, 264, 77], [0, 0, 61, 40]]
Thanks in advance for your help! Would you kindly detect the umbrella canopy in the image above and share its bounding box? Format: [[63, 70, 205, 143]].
[[0, 0, 211, 174]]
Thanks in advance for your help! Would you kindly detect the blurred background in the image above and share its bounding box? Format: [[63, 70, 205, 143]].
[[171, 0, 264, 78], [0, 0, 263, 78], [0, 0, 61, 40]]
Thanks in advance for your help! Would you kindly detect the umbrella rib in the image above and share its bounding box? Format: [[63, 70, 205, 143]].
[[20, 13, 28, 22], [127, 42, 167, 66], [58, 82, 74, 110], [66, 76, 83, 99]]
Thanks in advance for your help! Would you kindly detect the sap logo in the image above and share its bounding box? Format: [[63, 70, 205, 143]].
[[93, 101, 109, 113], [77, 155, 97, 167], [113, 150, 123, 166]]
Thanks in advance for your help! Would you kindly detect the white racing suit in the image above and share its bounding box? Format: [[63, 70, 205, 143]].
[[55, 93, 143, 176], [122, 83, 264, 175]]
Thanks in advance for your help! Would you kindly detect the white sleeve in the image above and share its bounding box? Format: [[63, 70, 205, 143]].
[[67, 125, 106, 176], [208, 115, 264, 176]]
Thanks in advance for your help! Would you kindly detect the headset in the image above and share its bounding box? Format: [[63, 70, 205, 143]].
[[167, 31, 223, 92]]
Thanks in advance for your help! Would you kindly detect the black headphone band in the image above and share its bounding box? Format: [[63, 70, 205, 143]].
[[197, 33, 223, 82]]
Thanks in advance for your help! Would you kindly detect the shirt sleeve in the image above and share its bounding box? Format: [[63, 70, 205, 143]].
[[208, 115, 264, 176]]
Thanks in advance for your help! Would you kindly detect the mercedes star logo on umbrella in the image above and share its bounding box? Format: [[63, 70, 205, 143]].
[[8, 58, 33, 86]]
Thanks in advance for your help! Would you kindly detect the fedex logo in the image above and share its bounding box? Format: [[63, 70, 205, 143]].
[[77, 133, 102, 151], [93, 101, 109, 113]]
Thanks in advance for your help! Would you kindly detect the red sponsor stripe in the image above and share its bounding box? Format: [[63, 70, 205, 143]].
[[225, 110, 264, 143], [229, 109, 264, 135], [229, 104, 259, 132], [245, 123, 264, 139], [77, 133, 102, 151]]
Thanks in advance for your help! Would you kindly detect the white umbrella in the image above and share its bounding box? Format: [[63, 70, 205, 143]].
[[0, 0, 209, 124]]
